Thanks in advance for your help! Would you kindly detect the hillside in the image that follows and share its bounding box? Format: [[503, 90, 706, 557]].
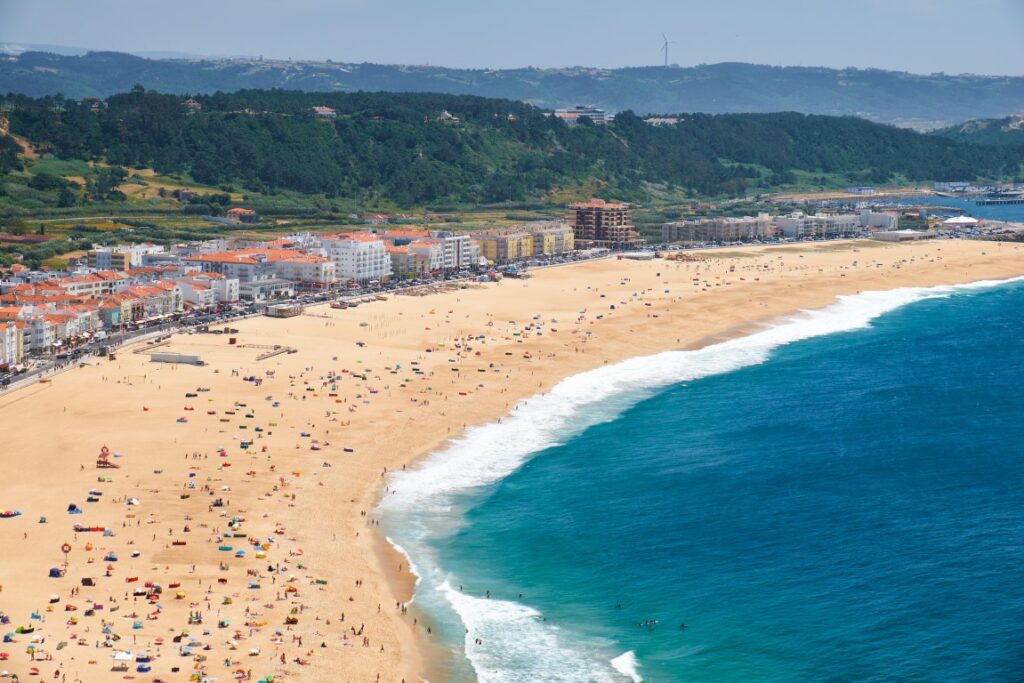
[[5, 51, 1024, 128], [3, 88, 1020, 211], [2, 88, 1021, 211], [934, 115, 1024, 147]]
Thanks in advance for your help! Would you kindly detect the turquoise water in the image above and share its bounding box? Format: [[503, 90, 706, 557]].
[[381, 278, 1024, 682]]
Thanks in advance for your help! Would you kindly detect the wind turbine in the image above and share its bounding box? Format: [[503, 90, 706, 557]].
[[661, 33, 677, 68]]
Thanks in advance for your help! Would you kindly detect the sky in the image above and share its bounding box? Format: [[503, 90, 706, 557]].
[[2, 0, 1024, 75]]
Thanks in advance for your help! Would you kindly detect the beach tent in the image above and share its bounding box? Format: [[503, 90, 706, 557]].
[[942, 215, 979, 226]]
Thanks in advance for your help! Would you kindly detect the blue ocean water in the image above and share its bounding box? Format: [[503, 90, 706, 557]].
[[381, 279, 1024, 682], [892, 194, 1024, 222]]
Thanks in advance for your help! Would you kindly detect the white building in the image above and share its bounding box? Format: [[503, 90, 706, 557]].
[[774, 212, 861, 238], [0, 321, 22, 368], [431, 231, 481, 271], [407, 240, 445, 272], [89, 243, 165, 269], [269, 257, 336, 290], [206, 275, 240, 304], [185, 253, 270, 282], [320, 234, 392, 284], [871, 229, 935, 242], [26, 314, 55, 352], [859, 210, 899, 231], [60, 271, 129, 298], [176, 278, 218, 310], [239, 279, 296, 302]]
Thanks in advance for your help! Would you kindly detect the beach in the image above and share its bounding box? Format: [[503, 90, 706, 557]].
[[1, 238, 1023, 683]]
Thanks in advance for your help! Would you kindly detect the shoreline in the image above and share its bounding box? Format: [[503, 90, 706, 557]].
[[1, 239, 1023, 682], [374, 268, 1024, 681]]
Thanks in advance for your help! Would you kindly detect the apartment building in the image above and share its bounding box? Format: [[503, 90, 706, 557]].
[[176, 272, 240, 309], [60, 271, 129, 298], [386, 245, 417, 277], [0, 321, 23, 368], [662, 214, 774, 243], [431, 231, 481, 270], [88, 244, 165, 269], [123, 284, 184, 321], [522, 222, 576, 255], [774, 212, 862, 239], [569, 199, 643, 249], [859, 210, 899, 231], [383, 230, 480, 271], [176, 279, 218, 309], [185, 248, 334, 289], [185, 252, 270, 282], [474, 228, 534, 265], [320, 233, 392, 284], [267, 256, 336, 291]]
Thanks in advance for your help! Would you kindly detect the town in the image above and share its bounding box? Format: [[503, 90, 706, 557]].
[[0, 196, 950, 381]]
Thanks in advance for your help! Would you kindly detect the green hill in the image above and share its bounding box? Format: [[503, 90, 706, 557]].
[[2, 88, 1021, 209], [933, 116, 1024, 147]]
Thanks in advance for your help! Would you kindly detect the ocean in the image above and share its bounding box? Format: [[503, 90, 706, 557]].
[[890, 194, 1024, 222], [379, 277, 1024, 682]]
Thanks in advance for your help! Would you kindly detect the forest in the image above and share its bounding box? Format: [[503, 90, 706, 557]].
[[2, 86, 1021, 206]]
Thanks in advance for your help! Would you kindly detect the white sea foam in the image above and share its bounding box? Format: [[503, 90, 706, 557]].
[[384, 536, 422, 601], [610, 651, 643, 682], [442, 581, 624, 682], [378, 277, 1024, 683]]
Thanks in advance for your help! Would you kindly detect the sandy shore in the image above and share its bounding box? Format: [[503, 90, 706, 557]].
[[1, 239, 1023, 683]]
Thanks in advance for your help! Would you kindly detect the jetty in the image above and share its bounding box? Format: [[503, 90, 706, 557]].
[[976, 197, 1024, 206]]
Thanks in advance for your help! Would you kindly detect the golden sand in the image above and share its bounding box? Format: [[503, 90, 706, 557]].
[[0, 239, 1022, 683]]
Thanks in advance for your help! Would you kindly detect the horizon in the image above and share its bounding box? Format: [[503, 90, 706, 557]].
[[2, 0, 1024, 76], [5, 41, 1024, 80]]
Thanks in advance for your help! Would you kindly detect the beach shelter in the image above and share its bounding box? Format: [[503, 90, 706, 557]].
[[942, 215, 979, 226]]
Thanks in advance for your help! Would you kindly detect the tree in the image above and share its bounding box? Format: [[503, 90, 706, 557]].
[[58, 185, 77, 207]]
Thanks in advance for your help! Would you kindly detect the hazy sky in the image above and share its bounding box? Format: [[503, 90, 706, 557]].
[[3, 0, 1024, 74]]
